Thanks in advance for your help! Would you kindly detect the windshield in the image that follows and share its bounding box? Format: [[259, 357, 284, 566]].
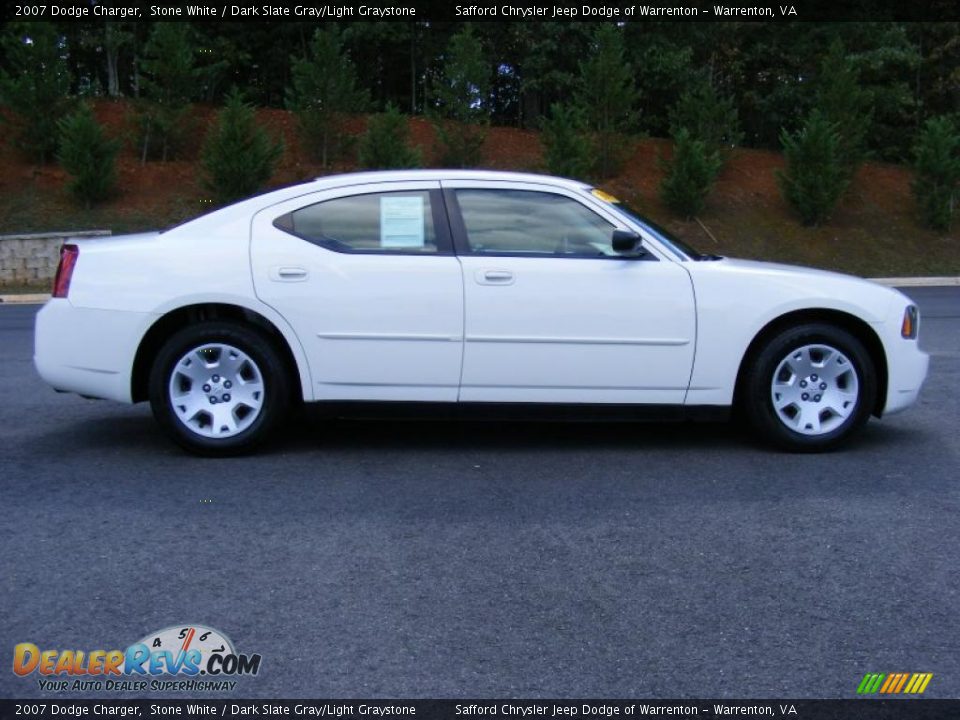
[[589, 189, 704, 260], [610, 202, 704, 260]]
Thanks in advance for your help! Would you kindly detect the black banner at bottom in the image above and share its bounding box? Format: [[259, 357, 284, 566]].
[[1, 700, 959, 720]]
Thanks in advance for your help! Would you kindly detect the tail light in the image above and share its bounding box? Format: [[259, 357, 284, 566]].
[[52, 244, 79, 298], [901, 305, 918, 339]]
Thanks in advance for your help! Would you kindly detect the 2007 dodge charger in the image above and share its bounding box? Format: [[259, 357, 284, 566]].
[[34, 171, 929, 455]]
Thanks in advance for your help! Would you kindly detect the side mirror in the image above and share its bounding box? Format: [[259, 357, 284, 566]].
[[611, 229, 646, 257]]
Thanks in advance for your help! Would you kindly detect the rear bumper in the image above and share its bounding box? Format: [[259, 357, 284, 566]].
[[34, 299, 155, 403]]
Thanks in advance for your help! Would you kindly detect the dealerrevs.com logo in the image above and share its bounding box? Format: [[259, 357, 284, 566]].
[[12, 624, 261, 693]]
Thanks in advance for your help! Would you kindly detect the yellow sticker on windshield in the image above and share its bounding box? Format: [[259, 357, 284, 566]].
[[591, 188, 620, 204]]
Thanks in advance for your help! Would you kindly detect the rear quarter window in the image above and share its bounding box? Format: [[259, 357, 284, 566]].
[[274, 190, 440, 254]]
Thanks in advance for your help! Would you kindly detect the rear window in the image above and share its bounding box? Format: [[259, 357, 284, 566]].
[[275, 190, 439, 254]]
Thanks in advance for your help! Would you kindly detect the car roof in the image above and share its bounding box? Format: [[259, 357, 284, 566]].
[[307, 169, 592, 192], [164, 170, 594, 236]]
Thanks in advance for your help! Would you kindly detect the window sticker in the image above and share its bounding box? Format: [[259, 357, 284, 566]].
[[380, 196, 425, 248]]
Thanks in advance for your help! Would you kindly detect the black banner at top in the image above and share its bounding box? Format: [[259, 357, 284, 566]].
[[2, 0, 960, 23], [1, 700, 960, 720]]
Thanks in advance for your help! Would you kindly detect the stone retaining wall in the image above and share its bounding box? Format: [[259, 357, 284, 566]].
[[0, 231, 111, 287]]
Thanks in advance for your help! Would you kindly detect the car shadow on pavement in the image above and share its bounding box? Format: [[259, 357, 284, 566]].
[[286, 406, 757, 452], [21, 402, 923, 459]]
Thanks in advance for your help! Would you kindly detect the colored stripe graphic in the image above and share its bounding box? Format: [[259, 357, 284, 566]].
[[904, 673, 934, 694], [880, 674, 897, 693], [857, 673, 885, 694], [858, 672, 932, 694]]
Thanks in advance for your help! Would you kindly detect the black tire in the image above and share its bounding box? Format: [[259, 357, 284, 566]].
[[149, 321, 291, 456], [744, 323, 877, 452]]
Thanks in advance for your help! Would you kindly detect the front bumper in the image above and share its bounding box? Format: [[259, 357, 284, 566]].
[[878, 301, 930, 415]]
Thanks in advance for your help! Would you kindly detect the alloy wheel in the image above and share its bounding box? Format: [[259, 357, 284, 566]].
[[168, 343, 265, 439], [770, 343, 860, 436]]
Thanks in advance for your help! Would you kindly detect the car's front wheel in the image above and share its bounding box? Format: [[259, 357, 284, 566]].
[[744, 323, 877, 452], [149, 321, 291, 456]]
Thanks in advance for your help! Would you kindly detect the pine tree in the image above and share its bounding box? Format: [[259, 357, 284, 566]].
[[287, 28, 368, 168], [778, 111, 849, 226], [201, 90, 284, 205], [358, 104, 421, 169], [668, 82, 742, 157], [137, 23, 200, 162], [0, 22, 73, 164], [912, 116, 960, 231], [574, 25, 639, 179], [661, 79, 740, 219], [815, 39, 872, 183], [660, 129, 723, 219], [540, 104, 592, 180], [430, 26, 490, 168], [57, 104, 121, 208]]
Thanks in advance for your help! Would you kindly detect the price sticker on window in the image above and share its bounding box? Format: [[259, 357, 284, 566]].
[[380, 196, 425, 248]]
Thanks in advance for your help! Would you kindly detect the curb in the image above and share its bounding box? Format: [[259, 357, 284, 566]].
[[0, 293, 51, 304], [1, 277, 958, 306], [868, 276, 960, 287]]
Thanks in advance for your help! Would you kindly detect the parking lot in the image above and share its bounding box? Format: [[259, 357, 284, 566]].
[[1, 287, 958, 699]]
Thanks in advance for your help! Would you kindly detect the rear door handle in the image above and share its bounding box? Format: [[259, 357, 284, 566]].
[[476, 269, 514, 285], [270, 266, 308, 282]]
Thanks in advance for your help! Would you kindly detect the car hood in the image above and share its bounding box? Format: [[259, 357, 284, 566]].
[[707, 256, 903, 294], [711, 256, 866, 282], [686, 256, 908, 323]]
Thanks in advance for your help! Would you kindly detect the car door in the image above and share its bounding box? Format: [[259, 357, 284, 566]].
[[443, 181, 696, 404], [251, 181, 464, 402]]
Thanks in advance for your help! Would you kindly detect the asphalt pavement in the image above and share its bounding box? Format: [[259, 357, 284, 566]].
[[1, 287, 958, 699]]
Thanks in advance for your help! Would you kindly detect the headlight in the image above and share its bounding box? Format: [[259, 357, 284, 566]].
[[901, 305, 919, 339]]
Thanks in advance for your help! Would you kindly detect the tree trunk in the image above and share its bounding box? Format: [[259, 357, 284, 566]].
[[410, 25, 417, 114], [915, 31, 923, 134], [106, 48, 120, 97], [141, 123, 150, 165]]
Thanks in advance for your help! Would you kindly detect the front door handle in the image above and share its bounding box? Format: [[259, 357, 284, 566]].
[[476, 269, 514, 285], [270, 266, 308, 282]]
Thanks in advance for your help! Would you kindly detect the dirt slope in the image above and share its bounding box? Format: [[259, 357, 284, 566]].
[[0, 99, 954, 279]]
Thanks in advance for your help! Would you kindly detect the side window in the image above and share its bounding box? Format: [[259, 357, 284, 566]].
[[455, 189, 616, 256], [276, 190, 439, 253]]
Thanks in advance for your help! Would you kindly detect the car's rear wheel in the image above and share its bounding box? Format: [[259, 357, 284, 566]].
[[744, 323, 877, 452], [149, 321, 290, 456]]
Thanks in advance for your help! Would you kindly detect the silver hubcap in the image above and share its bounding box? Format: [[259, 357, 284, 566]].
[[770, 343, 859, 436], [168, 343, 265, 439]]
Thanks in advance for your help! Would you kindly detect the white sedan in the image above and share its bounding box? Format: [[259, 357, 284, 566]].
[[34, 170, 929, 455]]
